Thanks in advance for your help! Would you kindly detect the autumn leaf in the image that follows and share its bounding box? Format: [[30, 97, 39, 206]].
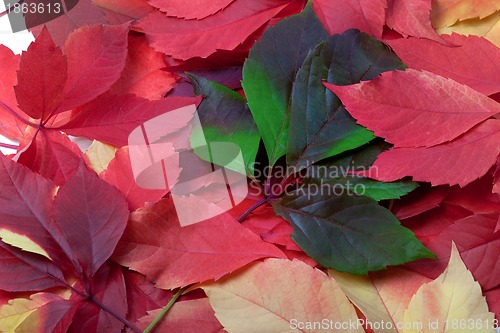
[[325, 69, 500, 148], [386, 0, 446, 43], [200, 258, 364, 333], [404, 243, 496, 333], [148, 0, 235, 19], [366, 120, 500, 187], [110, 35, 178, 100], [0, 293, 76, 333], [14, 27, 67, 121], [436, 10, 500, 47], [137, 0, 299, 60], [312, 0, 386, 38], [386, 33, 500, 95], [113, 198, 285, 289], [431, 0, 500, 28], [329, 268, 431, 332], [0, 46, 26, 140], [134, 298, 224, 332]]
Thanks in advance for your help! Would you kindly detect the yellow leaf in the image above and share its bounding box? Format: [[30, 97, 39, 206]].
[[330, 268, 431, 333], [436, 10, 500, 47], [0, 229, 50, 260], [200, 258, 364, 333], [0, 294, 47, 333], [431, 0, 500, 28], [84, 140, 117, 174], [403, 243, 495, 333]]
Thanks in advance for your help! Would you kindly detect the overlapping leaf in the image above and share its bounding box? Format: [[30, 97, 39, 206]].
[[312, 0, 386, 38], [113, 198, 285, 289], [242, 3, 328, 166], [287, 29, 405, 170], [200, 259, 364, 333]]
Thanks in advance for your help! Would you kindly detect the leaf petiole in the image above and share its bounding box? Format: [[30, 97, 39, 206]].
[[144, 286, 187, 333]]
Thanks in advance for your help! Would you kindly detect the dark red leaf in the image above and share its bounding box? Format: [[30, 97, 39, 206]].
[[68, 263, 127, 333], [52, 161, 129, 280], [30, 0, 108, 47]]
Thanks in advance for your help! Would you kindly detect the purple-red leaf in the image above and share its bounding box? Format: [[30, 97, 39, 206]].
[[52, 161, 129, 280]]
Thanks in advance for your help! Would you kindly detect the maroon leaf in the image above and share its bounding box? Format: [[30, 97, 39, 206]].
[[52, 161, 129, 280]]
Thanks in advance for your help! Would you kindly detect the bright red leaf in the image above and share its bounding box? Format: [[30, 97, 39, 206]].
[[30, 0, 108, 47], [17, 129, 85, 186], [110, 35, 178, 100], [57, 94, 200, 147], [386, 33, 500, 95], [0, 46, 26, 140], [15, 27, 67, 121], [385, 0, 445, 43], [325, 69, 500, 148], [57, 24, 128, 112], [113, 197, 286, 289], [136, 0, 297, 60], [148, 0, 235, 19], [312, 0, 386, 38], [367, 119, 500, 187], [101, 146, 169, 211]]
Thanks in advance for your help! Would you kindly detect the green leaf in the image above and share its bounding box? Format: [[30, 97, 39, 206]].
[[287, 29, 407, 170], [326, 178, 418, 201], [274, 184, 434, 275], [188, 73, 260, 176], [242, 3, 328, 166]]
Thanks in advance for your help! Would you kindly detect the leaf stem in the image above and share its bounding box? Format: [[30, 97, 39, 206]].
[[237, 197, 270, 222], [143, 287, 187, 333], [90, 296, 142, 333], [0, 142, 19, 150], [0, 100, 39, 127]]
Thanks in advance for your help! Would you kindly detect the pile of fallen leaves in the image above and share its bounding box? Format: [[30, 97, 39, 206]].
[[0, 0, 498, 332]]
